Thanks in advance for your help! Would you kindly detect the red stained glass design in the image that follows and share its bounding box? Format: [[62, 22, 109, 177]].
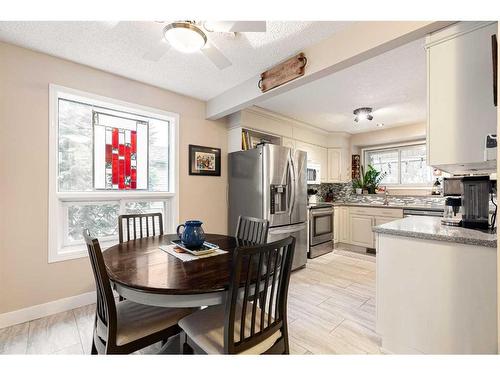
[[130, 130, 137, 189], [112, 128, 118, 149], [100, 126, 140, 190], [112, 154, 118, 185], [105, 144, 112, 166], [125, 146, 131, 189]]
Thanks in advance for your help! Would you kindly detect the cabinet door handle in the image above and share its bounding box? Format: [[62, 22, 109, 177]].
[[492, 34, 498, 107]]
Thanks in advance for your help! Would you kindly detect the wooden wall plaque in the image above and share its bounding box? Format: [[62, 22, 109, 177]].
[[258, 53, 307, 93]]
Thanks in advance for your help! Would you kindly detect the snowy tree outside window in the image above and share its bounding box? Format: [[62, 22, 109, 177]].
[[364, 144, 433, 186]]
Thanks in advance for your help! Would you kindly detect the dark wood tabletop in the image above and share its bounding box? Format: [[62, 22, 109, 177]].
[[103, 233, 238, 295]]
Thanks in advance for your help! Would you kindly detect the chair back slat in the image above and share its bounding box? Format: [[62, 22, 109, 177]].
[[118, 213, 163, 243], [268, 247, 280, 326], [239, 254, 253, 342], [83, 229, 117, 346], [235, 216, 269, 246], [224, 236, 295, 354]]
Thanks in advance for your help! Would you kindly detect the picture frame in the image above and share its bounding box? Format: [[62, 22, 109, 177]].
[[188, 144, 221, 176]]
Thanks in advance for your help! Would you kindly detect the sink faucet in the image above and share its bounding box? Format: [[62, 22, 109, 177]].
[[383, 187, 389, 206]]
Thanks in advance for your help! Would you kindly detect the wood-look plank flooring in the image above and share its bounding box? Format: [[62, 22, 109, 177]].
[[0, 248, 380, 355]]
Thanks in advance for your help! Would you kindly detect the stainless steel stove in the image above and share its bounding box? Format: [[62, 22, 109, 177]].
[[308, 204, 334, 258]]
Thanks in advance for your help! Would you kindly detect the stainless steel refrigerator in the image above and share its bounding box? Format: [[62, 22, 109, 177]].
[[228, 144, 308, 270]]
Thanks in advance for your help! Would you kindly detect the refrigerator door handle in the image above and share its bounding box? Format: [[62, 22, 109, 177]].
[[268, 222, 307, 235], [288, 153, 296, 217]]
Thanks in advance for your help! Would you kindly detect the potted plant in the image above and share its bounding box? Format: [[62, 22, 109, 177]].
[[352, 177, 364, 195], [363, 165, 386, 194], [352, 165, 386, 194]]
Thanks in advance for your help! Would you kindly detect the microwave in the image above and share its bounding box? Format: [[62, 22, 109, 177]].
[[307, 163, 321, 185]]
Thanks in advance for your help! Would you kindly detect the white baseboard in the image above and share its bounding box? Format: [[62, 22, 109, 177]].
[[0, 291, 97, 329]]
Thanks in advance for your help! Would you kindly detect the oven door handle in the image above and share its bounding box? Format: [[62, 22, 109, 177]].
[[310, 209, 334, 216]]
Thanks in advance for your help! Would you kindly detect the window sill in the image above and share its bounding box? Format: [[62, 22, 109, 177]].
[[49, 239, 117, 263]]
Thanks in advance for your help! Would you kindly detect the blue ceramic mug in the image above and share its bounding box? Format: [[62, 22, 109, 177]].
[[176, 220, 206, 249]]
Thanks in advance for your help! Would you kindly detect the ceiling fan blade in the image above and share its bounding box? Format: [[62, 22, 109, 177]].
[[142, 41, 171, 62], [205, 21, 266, 33], [201, 41, 232, 70]]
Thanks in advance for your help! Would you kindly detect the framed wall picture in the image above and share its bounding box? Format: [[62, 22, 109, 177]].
[[188, 145, 221, 176]]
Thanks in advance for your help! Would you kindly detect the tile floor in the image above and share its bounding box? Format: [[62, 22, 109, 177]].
[[0, 248, 380, 355]]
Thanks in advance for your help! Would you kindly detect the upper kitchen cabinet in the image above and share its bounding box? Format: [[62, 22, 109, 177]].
[[426, 21, 498, 173], [296, 141, 328, 182], [281, 137, 296, 149], [327, 148, 350, 183], [327, 148, 342, 182]]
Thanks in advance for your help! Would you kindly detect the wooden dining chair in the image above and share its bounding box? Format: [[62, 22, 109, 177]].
[[118, 213, 163, 244], [83, 229, 196, 354], [235, 216, 269, 245], [178, 236, 296, 354]]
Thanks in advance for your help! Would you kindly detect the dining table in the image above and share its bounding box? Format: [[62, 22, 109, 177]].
[[103, 233, 240, 309]]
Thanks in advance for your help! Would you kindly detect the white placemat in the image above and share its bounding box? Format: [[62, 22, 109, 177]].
[[159, 244, 227, 262]]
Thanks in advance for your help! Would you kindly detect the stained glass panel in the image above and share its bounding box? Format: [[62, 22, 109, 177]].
[[93, 112, 147, 190]]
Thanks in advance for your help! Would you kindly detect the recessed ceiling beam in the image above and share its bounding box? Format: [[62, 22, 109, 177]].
[[206, 21, 455, 120]]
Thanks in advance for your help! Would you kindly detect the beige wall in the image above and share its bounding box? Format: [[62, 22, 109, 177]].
[[0, 42, 228, 314], [350, 122, 426, 155]]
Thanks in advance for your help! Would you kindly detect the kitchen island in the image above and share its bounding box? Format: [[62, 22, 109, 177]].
[[373, 216, 497, 354]]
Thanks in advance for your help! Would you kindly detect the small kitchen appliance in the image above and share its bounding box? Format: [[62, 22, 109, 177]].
[[307, 163, 321, 185], [461, 176, 491, 229], [441, 197, 463, 226]]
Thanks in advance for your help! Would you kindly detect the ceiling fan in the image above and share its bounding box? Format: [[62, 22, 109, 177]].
[[142, 21, 267, 69]]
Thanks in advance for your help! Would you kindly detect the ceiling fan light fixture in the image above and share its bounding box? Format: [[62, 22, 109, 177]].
[[163, 22, 207, 53], [353, 107, 373, 123]]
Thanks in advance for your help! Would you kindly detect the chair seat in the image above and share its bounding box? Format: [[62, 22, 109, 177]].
[[97, 300, 196, 346], [178, 303, 281, 354]]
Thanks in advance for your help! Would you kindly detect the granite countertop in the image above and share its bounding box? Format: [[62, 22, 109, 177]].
[[372, 216, 497, 248]]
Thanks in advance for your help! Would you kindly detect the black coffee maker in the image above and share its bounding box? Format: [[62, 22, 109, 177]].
[[461, 176, 491, 229]]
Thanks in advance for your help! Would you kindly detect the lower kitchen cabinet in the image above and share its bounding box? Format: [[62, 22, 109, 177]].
[[349, 214, 375, 248], [339, 206, 350, 243], [333, 207, 339, 243], [375, 216, 397, 227], [334, 205, 403, 250]]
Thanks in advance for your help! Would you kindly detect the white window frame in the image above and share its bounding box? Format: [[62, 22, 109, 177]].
[[361, 140, 433, 189], [48, 84, 179, 263]]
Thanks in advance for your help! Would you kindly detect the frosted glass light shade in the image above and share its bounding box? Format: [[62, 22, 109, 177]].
[[164, 23, 207, 53]]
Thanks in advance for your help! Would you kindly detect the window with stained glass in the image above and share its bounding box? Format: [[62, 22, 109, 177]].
[[364, 143, 433, 186], [50, 85, 177, 262]]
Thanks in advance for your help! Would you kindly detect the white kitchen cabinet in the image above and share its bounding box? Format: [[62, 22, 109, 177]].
[[327, 148, 342, 182], [333, 207, 340, 243], [339, 206, 350, 243], [296, 141, 328, 182], [281, 137, 296, 150], [426, 21, 497, 173], [349, 214, 374, 248], [318, 147, 328, 182], [334, 206, 403, 248], [375, 216, 397, 227], [295, 140, 313, 160], [327, 148, 350, 183]]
